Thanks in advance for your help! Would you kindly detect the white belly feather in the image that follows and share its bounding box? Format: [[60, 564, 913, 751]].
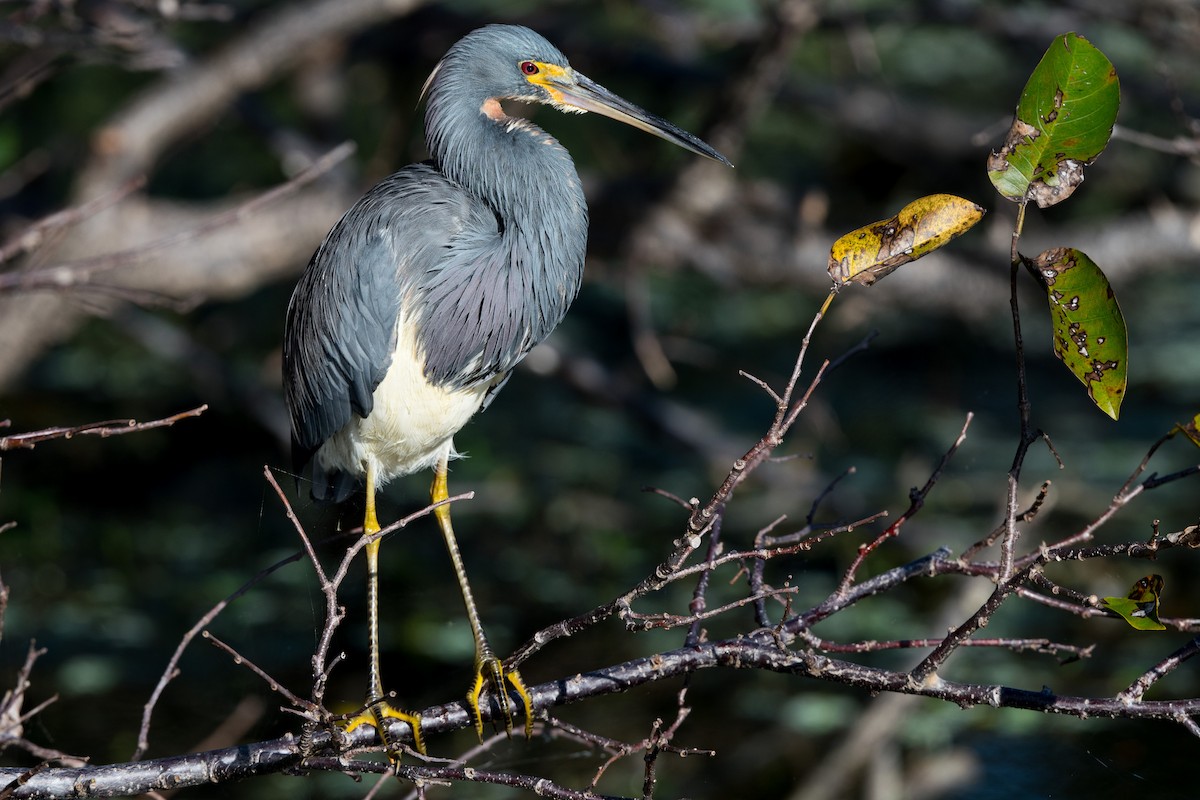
[[315, 315, 496, 486]]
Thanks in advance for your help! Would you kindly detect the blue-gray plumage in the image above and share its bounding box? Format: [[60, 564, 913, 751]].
[[282, 23, 729, 755]]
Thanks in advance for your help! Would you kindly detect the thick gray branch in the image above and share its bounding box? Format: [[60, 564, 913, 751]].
[[3, 631, 1194, 798]]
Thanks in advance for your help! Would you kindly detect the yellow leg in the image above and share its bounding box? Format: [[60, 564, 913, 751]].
[[432, 459, 533, 740], [343, 461, 425, 756]]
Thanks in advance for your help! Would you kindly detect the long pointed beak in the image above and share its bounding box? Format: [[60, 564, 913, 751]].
[[549, 71, 733, 167]]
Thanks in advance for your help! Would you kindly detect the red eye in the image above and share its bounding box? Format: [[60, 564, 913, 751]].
[[520, 61, 539, 75]]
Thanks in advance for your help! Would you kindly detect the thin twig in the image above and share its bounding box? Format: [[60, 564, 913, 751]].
[[202, 631, 313, 712], [1002, 207, 1036, 584], [835, 413, 972, 595], [808, 633, 1093, 660], [0, 177, 146, 266], [684, 513, 724, 648], [630, 586, 798, 631], [1118, 636, 1200, 704], [133, 528, 306, 761], [961, 479, 1051, 561], [0, 405, 207, 451]]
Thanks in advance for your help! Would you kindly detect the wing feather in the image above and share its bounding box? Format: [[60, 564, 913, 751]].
[[282, 164, 478, 494]]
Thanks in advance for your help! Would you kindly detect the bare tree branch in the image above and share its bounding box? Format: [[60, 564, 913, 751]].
[[0, 406, 206, 452], [6, 625, 1200, 798]]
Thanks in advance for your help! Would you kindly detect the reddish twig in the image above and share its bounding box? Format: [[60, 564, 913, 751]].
[[807, 633, 1093, 660], [836, 413, 972, 595], [0, 405, 207, 452], [202, 631, 313, 713]]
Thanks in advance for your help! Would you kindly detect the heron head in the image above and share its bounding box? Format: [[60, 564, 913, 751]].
[[424, 24, 732, 167]]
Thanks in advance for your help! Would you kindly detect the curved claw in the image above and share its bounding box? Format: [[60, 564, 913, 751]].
[[467, 656, 533, 741], [345, 698, 425, 758]]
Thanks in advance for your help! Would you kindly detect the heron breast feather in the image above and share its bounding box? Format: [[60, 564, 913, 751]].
[[316, 317, 491, 486]]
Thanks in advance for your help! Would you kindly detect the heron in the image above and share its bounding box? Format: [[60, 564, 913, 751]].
[[282, 23, 730, 755]]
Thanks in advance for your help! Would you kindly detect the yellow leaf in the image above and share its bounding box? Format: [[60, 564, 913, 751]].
[[828, 194, 985, 287]]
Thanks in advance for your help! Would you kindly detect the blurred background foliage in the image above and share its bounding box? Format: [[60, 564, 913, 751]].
[[1, 0, 1199, 797]]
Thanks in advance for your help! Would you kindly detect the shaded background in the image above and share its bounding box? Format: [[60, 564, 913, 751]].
[[1, 0, 1199, 797]]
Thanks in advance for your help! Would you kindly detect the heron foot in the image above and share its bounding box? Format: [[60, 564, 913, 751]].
[[344, 697, 425, 757], [467, 655, 533, 741]]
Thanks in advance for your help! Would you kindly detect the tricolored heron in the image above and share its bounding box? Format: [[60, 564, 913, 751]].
[[283, 24, 730, 755]]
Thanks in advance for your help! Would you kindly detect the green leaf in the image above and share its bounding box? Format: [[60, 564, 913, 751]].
[[1102, 574, 1165, 631], [1102, 597, 1166, 631], [827, 194, 985, 287], [1027, 247, 1127, 419], [988, 32, 1120, 208]]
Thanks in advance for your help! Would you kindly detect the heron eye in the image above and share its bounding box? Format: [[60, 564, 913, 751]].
[[520, 61, 539, 76]]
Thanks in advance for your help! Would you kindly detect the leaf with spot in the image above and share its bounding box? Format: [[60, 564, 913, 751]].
[[1102, 574, 1166, 631], [988, 32, 1119, 208], [827, 194, 985, 287], [1026, 247, 1127, 419]]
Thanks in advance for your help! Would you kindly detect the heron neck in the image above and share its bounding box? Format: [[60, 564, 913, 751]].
[[417, 91, 589, 386], [429, 102, 587, 235], [427, 95, 588, 299]]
